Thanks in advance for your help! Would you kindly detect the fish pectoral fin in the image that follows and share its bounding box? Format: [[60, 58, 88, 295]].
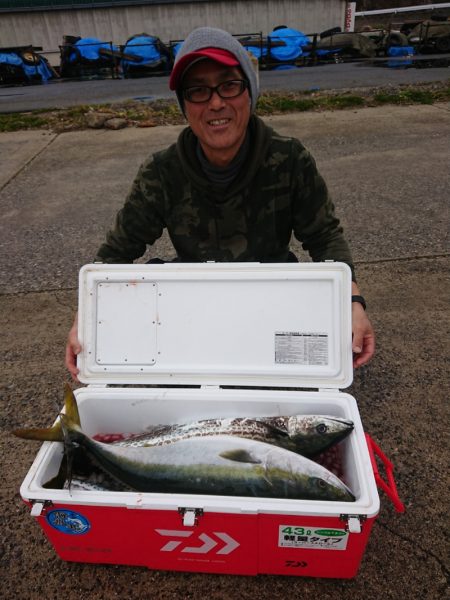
[[265, 423, 289, 437], [219, 449, 261, 464], [254, 418, 289, 437]]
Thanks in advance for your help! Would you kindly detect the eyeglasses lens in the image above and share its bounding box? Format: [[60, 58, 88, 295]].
[[184, 80, 247, 103]]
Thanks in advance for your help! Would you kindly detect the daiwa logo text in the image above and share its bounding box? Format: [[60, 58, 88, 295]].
[[156, 529, 239, 555]]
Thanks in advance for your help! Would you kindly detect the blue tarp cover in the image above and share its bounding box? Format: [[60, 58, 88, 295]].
[[171, 42, 183, 57], [70, 37, 118, 62], [268, 27, 310, 61], [243, 45, 268, 59], [0, 52, 22, 66], [122, 35, 162, 67], [23, 59, 53, 81], [0, 51, 53, 81], [387, 46, 415, 57]]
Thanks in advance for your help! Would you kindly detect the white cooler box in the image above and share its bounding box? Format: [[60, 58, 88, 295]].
[[19, 262, 404, 578]]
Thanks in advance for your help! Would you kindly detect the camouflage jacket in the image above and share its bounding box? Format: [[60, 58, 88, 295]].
[[96, 115, 354, 276]]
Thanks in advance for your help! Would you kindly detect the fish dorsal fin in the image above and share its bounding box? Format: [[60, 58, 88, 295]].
[[219, 449, 261, 464]]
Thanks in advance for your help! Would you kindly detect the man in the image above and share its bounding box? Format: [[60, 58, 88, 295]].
[[66, 26, 374, 379]]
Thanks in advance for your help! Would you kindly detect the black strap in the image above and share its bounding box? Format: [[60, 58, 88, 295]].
[[352, 295, 367, 310]]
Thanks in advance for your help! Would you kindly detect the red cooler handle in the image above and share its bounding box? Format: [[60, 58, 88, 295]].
[[365, 433, 405, 513]]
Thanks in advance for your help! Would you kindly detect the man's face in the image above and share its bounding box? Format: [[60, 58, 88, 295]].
[[181, 59, 251, 167]]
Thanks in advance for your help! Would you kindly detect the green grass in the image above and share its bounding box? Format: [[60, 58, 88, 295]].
[[374, 89, 435, 105], [257, 95, 317, 112], [372, 86, 450, 105], [320, 95, 366, 109], [0, 113, 48, 132], [257, 93, 366, 113], [0, 83, 448, 132]]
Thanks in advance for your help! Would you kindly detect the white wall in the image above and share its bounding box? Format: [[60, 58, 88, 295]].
[[0, 0, 347, 64]]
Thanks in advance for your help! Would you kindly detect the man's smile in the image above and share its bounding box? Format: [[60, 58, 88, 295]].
[[207, 118, 231, 126]]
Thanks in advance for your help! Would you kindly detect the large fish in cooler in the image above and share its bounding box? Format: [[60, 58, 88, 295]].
[[13, 385, 355, 501], [111, 413, 353, 458]]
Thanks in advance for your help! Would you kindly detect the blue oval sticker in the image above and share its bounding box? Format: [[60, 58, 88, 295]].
[[47, 509, 90, 535]]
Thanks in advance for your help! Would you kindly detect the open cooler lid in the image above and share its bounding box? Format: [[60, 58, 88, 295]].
[[77, 262, 353, 388]]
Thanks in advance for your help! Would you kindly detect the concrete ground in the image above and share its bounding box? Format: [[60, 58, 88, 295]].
[[0, 104, 449, 599]]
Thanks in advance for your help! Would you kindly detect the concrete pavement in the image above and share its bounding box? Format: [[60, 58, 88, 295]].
[[0, 104, 449, 599], [1, 104, 448, 294]]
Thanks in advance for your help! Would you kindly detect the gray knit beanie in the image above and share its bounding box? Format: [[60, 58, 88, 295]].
[[169, 27, 259, 113]]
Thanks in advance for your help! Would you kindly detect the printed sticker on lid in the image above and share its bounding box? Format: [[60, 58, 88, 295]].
[[275, 332, 328, 365]]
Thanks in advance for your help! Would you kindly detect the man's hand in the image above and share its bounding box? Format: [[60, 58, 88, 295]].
[[351, 282, 375, 368], [352, 302, 375, 368], [65, 312, 81, 381]]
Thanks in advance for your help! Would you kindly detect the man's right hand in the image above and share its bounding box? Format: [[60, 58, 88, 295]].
[[65, 312, 81, 381]]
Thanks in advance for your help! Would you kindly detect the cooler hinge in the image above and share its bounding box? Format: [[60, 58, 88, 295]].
[[319, 388, 339, 393], [178, 507, 204, 527], [340, 514, 367, 533]]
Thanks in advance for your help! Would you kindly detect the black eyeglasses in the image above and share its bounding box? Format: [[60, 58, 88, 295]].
[[182, 79, 248, 103]]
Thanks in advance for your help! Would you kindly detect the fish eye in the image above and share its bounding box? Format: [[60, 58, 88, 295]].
[[316, 423, 328, 435], [311, 477, 327, 490]]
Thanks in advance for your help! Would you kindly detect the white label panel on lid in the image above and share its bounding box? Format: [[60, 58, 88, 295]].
[[77, 263, 353, 388], [95, 281, 158, 366]]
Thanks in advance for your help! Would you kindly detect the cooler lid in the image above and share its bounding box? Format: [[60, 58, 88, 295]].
[[77, 262, 353, 388]]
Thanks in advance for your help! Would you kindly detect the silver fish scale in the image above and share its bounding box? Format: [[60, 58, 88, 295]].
[[116, 418, 285, 448]]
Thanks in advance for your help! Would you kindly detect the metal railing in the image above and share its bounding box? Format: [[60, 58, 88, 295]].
[[355, 3, 450, 16]]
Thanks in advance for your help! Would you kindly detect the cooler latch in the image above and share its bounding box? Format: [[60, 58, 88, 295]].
[[30, 500, 53, 517], [178, 507, 203, 527], [340, 514, 367, 533]]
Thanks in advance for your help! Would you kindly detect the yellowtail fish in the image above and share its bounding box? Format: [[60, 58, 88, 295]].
[[97, 414, 353, 458], [13, 385, 355, 501]]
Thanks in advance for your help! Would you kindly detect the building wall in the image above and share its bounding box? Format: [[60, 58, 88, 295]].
[[0, 0, 347, 64]]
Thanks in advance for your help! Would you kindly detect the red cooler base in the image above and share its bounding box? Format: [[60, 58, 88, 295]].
[[33, 502, 375, 578]]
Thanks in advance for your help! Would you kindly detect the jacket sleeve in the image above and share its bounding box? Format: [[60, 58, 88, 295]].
[[95, 157, 166, 263], [290, 140, 356, 280]]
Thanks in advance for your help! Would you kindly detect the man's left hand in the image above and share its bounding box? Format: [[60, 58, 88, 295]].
[[352, 302, 375, 367]]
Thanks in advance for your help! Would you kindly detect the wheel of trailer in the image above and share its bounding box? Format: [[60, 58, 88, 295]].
[[435, 36, 450, 53]]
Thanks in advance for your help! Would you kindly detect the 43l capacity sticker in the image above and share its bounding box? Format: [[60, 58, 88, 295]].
[[279, 525, 349, 551]]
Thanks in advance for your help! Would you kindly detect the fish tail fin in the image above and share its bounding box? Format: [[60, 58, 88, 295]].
[[12, 422, 64, 442], [12, 382, 81, 442], [62, 382, 82, 428]]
